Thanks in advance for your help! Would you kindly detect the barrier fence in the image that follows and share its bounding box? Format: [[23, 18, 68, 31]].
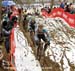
[[42, 8, 75, 28]]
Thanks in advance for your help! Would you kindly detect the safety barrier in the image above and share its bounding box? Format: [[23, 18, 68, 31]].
[[10, 26, 29, 71], [10, 28, 16, 71], [42, 8, 75, 28]]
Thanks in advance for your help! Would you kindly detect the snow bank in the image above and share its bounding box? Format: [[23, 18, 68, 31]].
[[13, 27, 42, 71]]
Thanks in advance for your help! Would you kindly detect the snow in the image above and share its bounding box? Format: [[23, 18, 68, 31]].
[[43, 17, 75, 71], [13, 27, 42, 71], [35, 17, 75, 71], [12, 16, 75, 71]]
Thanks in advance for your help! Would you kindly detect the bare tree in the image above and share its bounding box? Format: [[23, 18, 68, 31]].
[[73, 0, 75, 3], [51, 0, 54, 9], [26, 0, 34, 7], [42, 0, 44, 6], [0, 0, 2, 41]]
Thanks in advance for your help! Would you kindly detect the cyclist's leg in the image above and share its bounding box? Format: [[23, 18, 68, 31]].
[[34, 34, 39, 46], [40, 34, 50, 52], [44, 41, 50, 51], [37, 34, 46, 56], [37, 38, 40, 51], [37, 39, 41, 60], [36, 34, 42, 60], [37, 34, 46, 53]]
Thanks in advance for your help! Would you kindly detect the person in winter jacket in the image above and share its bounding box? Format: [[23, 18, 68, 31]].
[[2, 21, 11, 53]]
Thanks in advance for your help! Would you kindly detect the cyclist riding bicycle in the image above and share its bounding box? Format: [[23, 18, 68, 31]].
[[34, 24, 50, 52], [28, 17, 37, 46], [28, 17, 37, 33]]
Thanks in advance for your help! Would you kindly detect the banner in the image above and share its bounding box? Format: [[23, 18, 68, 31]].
[[42, 8, 75, 28]]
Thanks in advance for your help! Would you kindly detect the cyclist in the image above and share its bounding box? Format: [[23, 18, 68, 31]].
[[28, 17, 37, 46], [34, 24, 50, 52], [28, 17, 37, 33]]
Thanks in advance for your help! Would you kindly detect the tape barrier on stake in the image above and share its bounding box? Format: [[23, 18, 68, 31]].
[[9, 6, 19, 71], [41, 8, 75, 28], [10, 24, 28, 71], [10, 28, 15, 54], [10, 28, 16, 71]]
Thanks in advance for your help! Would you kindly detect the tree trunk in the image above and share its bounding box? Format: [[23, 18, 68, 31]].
[[0, 0, 2, 41], [73, 0, 75, 3], [51, 0, 54, 9], [42, 0, 44, 6], [0, 0, 2, 30]]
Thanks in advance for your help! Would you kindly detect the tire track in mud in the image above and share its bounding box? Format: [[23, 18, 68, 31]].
[[38, 55, 61, 71]]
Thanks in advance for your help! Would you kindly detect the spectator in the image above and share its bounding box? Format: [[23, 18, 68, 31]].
[[60, 2, 65, 9], [2, 21, 11, 53], [28, 17, 36, 33], [64, 4, 70, 12], [69, 3, 75, 14]]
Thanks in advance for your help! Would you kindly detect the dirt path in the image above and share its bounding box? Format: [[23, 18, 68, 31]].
[[32, 47, 61, 71]]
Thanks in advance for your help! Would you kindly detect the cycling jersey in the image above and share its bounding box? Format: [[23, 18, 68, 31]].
[[35, 27, 50, 43], [28, 20, 37, 32]]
